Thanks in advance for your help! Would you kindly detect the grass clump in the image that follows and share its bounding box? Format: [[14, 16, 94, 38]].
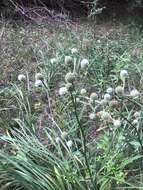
[[0, 20, 143, 189]]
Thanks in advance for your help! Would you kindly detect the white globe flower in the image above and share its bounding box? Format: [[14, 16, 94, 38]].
[[35, 73, 43, 80], [59, 87, 68, 96], [90, 92, 98, 100], [134, 111, 140, 118], [130, 89, 140, 97], [115, 86, 124, 95], [50, 58, 58, 64], [104, 93, 112, 101], [113, 119, 121, 127], [71, 48, 78, 54], [101, 111, 112, 121], [55, 137, 61, 144], [18, 74, 26, 82], [100, 99, 108, 106], [65, 72, 75, 83], [80, 59, 89, 69], [89, 113, 96, 120], [120, 70, 128, 81], [66, 140, 73, 148], [65, 56, 73, 65], [106, 87, 114, 95], [61, 132, 68, 140], [133, 119, 138, 125], [80, 88, 87, 96], [35, 80, 43, 87]]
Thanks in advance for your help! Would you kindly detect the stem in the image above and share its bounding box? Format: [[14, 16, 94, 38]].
[[70, 92, 95, 189], [120, 113, 143, 155]]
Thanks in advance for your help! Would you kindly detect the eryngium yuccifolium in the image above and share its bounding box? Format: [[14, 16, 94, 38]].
[[115, 86, 124, 95], [106, 87, 114, 95], [104, 93, 112, 101], [80, 59, 89, 69], [134, 111, 140, 118], [65, 83, 73, 91], [66, 140, 73, 148], [71, 48, 78, 54], [65, 56, 73, 65], [35, 80, 43, 87], [18, 74, 26, 82], [50, 58, 58, 64], [61, 132, 68, 139], [59, 87, 68, 96], [80, 88, 87, 96], [113, 119, 121, 127], [35, 73, 43, 80], [90, 92, 98, 102], [109, 100, 119, 107], [120, 70, 128, 81], [89, 113, 96, 120], [100, 99, 108, 106], [65, 72, 75, 83], [101, 111, 112, 121], [130, 89, 140, 97], [133, 119, 138, 125], [55, 137, 61, 144]]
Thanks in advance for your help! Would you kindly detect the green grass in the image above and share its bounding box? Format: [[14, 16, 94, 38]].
[[0, 18, 143, 189]]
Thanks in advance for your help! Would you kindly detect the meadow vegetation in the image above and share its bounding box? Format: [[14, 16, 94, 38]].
[[0, 2, 143, 189]]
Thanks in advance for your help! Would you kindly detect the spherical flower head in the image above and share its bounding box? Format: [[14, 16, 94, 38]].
[[35, 73, 43, 80], [115, 86, 124, 95], [109, 100, 119, 108], [113, 119, 121, 127], [50, 58, 58, 64], [65, 56, 73, 65], [71, 48, 78, 54], [90, 92, 98, 100], [89, 113, 96, 120], [65, 72, 75, 83], [55, 137, 61, 144], [106, 87, 114, 95], [35, 80, 43, 88], [80, 59, 89, 69], [80, 88, 87, 96], [133, 119, 138, 125], [76, 97, 80, 103], [134, 111, 140, 118], [120, 70, 128, 81], [66, 140, 73, 148], [100, 99, 108, 106], [104, 93, 112, 102], [65, 83, 73, 91], [18, 74, 26, 82], [59, 87, 68, 96], [101, 111, 112, 121], [61, 132, 68, 140], [130, 89, 140, 98]]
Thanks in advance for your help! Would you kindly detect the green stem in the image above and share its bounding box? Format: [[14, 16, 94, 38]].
[[70, 92, 95, 189]]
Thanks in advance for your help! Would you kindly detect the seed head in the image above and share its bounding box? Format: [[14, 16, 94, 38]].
[[55, 137, 61, 144], [50, 58, 58, 64], [65, 72, 75, 83], [35, 73, 43, 80], [71, 48, 78, 54], [66, 140, 73, 148], [104, 93, 112, 101], [89, 113, 96, 120], [80, 59, 89, 69], [80, 88, 87, 96], [35, 80, 43, 87], [115, 86, 124, 95], [120, 70, 128, 81], [106, 87, 114, 95], [130, 89, 140, 97], [113, 119, 121, 127], [18, 74, 26, 82], [65, 56, 72, 65], [59, 87, 68, 96]]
